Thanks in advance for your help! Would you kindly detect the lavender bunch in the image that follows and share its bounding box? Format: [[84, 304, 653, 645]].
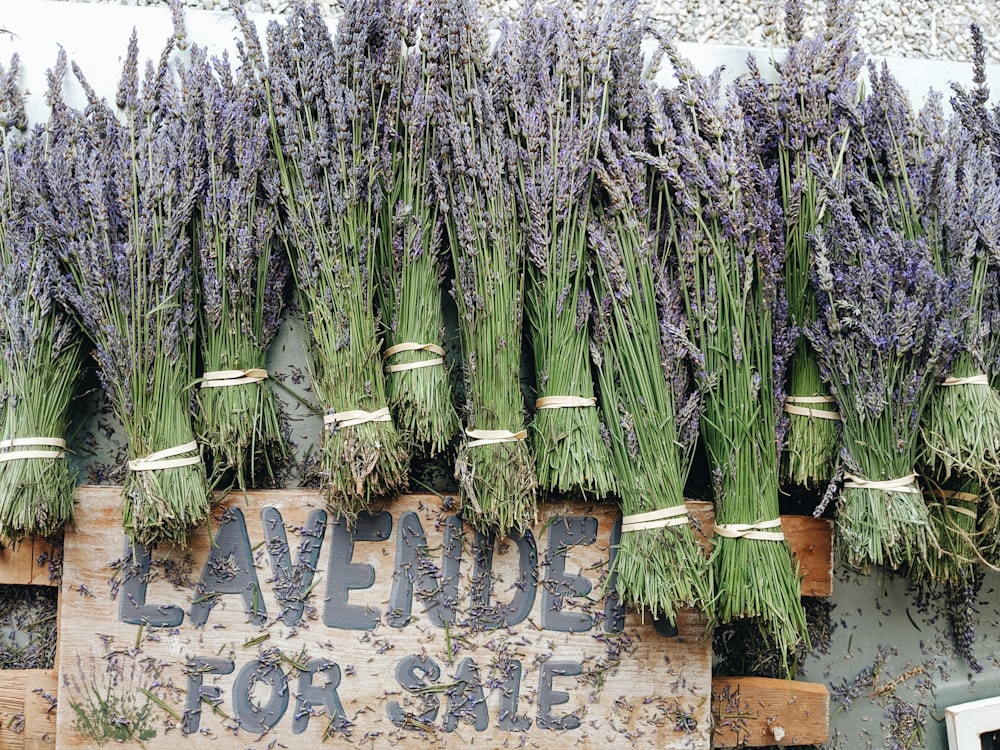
[[498, 1, 615, 497], [805, 180, 953, 571], [38, 42, 208, 547], [918, 44, 1000, 485], [375, 0, 459, 456], [771, 0, 862, 487], [263, 2, 409, 516], [583, 8, 711, 624], [0, 56, 82, 545], [430, 0, 536, 533], [191, 44, 289, 489], [654, 48, 807, 658]]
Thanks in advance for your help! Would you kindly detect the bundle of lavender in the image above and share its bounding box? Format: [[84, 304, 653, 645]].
[[655, 49, 807, 656], [771, 0, 862, 487], [263, 2, 408, 515], [805, 178, 953, 571], [919, 35, 1000, 485], [430, 0, 536, 532], [190, 43, 289, 489], [497, 1, 615, 497], [0, 57, 82, 544], [375, 0, 458, 457], [38, 43, 209, 547]]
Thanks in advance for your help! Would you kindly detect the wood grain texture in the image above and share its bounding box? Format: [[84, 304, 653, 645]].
[[0, 536, 60, 587], [0, 668, 58, 749], [710, 677, 830, 747], [687, 502, 834, 597], [57, 487, 713, 749]]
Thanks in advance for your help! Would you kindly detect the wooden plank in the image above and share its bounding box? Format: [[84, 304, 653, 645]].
[[710, 677, 829, 747], [57, 487, 712, 749], [687, 502, 834, 597], [0, 535, 61, 587], [0, 668, 58, 749]]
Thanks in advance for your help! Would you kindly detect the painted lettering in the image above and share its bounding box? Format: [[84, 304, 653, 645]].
[[497, 659, 531, 731], [182, 657, 234, 735], [388, 512, 461, 628], [189, 508, 266, 627], [232, 658, 289, 733], [262, 507, 327, 626], [469, 529, 537, 629], [540, 517, 597, 632], [537, 660, 583, 730], [443, 657, 488, 732], [117, 543, 184, 628], [293, 660, 346, 735], [387, 653, 441, 728], [323, 512, 392, 630]]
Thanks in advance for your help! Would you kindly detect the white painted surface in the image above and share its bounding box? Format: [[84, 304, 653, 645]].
[[946, 695, 1000, 750]]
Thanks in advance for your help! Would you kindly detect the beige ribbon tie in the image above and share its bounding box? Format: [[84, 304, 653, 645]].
[[714, 518, 785, 541], [128, 441, 201, 472], [201, 368, 269, 388], [621, 505, 689, 533], [465, 428, 528, 447], [0, 437, 67, 462], [324, 407, 392, 429], [535, 396, 597, 410], [383, 342, 446, 374], [941, 374, 990, 386]]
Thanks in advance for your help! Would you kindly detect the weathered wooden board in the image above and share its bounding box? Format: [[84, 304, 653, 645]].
[[710, 677, 830, 747], [58, 487, 712, 749], [0, 536, 60, 587], [687, 502, 834, 597], [0, 668, 58, 749]]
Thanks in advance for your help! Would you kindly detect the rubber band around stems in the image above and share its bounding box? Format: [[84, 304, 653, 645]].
[[535, 396, 597, 410], [383, 342, 446, 374], [323, 408, 392, 430], [621, 505, 689, 533], [843, 472, 921, 494], [0, 437, 67, 462], [200, 369, 269, 388], [926, 502, 979, 519], [714, 518, 785, 541], [927, 489, 979, 504], [128, 441, 201, 472], [465, 428, 528, 447], [783, 395, 840, 420], [941, 374, 990, 386]]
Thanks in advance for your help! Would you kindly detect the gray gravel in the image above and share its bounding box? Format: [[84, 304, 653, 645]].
[[48, 0, 1000, 63]]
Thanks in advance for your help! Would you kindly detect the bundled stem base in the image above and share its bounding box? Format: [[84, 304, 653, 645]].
[[920, 475, 981, 585], [615, 524, 712, 624], [837, 481, 931, 571], [321, 420, 409, 521], [782, 351, 840, 487], [455, 440, 536, 534]]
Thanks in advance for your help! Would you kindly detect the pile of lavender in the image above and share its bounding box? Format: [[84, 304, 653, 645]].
[[432, 0, 537, 533], [261, 1, 409, 518], [375, 0, 459, 458], [190, 40, 289, 489], [0, 56, 81, 545], [499, 2, 615, 498], [38, 41, 209, 547]]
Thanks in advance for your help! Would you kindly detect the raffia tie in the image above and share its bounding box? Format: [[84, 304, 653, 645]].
[[621, 505, 689, 533], [323, 408, 392, 430], [714, 518, 785, 541], [926, 489, 980, 519], [0, 437, 67, 462], [783, 395, 841, 420], [535, 396, 597, 410], [843, 472, 920, 494], [128, 441, 201, 472], [200, 369, 269, 388], [465, 428, 528, 447], [941, 374, 990, 386], [383, 342, 446, 373]]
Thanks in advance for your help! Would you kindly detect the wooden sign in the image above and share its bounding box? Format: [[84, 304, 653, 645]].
[[57, 487, 711, 748]]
